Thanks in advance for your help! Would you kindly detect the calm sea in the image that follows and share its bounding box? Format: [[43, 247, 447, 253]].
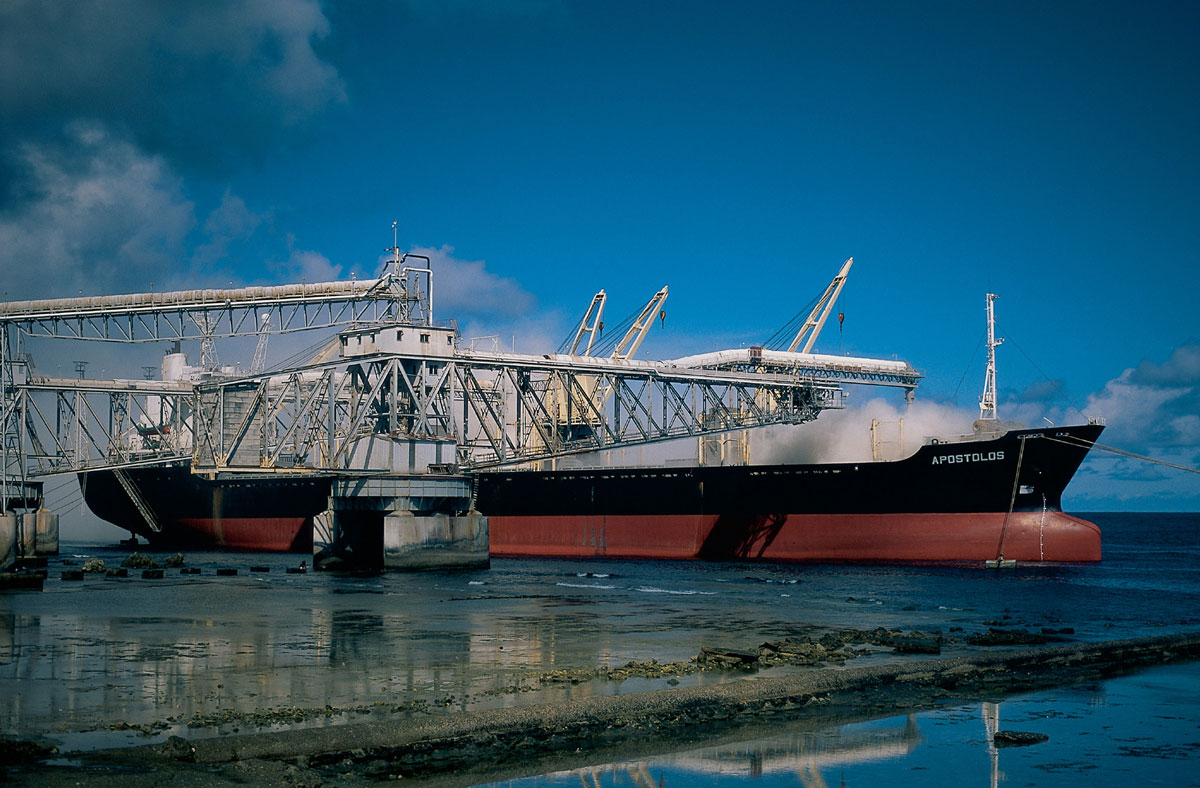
[[2, 512, 1198, 784], [475, 512, 1200, 787]]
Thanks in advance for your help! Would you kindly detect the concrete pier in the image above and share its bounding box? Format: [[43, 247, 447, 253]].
[[317, 474, 488, 571], [0, 512, 15, 569], [19, 512, 36, 556], [34, 509, 58, 555], [383, 510, 488, 570]]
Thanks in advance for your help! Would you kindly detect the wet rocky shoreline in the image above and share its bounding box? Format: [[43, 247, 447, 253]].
[[4, 630, 1199, 787], [28, 623, 1073, 739]]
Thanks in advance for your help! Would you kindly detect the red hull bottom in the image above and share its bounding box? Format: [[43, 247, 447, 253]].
[[489, 512, 1102, 563], [175, 517, 309, 552]]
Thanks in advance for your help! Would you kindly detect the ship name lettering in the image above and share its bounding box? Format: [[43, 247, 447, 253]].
[[930, 450, 1005, 465]]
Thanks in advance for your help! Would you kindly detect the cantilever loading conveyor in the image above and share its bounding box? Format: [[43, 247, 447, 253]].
[[0, 279, 386, 320], [669, 347, 922, 389]]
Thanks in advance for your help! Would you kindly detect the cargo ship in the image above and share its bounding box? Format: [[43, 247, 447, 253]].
[[480, 422, 1103, 563], [79, 467, 324, 552], [78, 418, 1103, 562], [76, 281, 1104, 563]]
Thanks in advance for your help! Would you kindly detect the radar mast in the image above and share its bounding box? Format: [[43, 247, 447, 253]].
[[979, 293, 1003, 421]]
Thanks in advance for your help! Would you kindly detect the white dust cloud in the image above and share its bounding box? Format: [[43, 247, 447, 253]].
[[754, 396, 978, 464]]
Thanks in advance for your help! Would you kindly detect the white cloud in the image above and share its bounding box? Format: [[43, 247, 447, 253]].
[[191, 191, 265, 268], [268, 237, 344, 283], [1064, 341, 1200, 508], [0, 123, 195, 298], [381, 245, 554, 354], [1082, 346, 1200, 450], [403, 245, 538, 321], [0, 0, 345, 168], [173, 0, 346, 122], [0, 0, 349, 296]]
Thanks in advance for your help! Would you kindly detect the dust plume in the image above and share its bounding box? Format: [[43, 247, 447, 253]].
[[753, 397, 978, 464]]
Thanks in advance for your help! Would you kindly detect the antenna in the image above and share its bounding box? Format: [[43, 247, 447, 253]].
[[383, 220, 405, 277]]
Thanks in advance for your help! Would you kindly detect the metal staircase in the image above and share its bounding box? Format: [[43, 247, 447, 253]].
[[113, 468, 161, 533]]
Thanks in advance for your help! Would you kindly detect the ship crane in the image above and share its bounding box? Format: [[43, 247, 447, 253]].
[[610, 286, 668, 361], [787, 257, 852, 353], [250, 314, 271, 374], [563, 290, 607, 356]]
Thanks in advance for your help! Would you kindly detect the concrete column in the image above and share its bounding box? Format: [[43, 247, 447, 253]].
[[312, 510, 335, 557], [19, 512, 37, 556], [383, 510, 489, 570], [35, 509, 59, 555], [0, 513, 16, 570]]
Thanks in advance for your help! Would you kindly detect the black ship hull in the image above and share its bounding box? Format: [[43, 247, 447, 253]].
[[81, 424, 1103, 562]]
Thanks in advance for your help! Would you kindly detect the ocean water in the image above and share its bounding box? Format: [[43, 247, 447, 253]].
[[1, 512, 1198, 779], [485, 662, 1200, 787]]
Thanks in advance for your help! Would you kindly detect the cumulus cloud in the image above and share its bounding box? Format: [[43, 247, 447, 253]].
[[402, 245, 539, 322], [0, 0, 345, 174], [0, 123, 195, 298], [191, 191, 266, 268], [1128, 342, 1200, 388], [0, 0, 351, 298], [1068, 447, 1200, 508], [1017, 377, 1066, 403], [0, 123, 324, 297], [266, 236, 345, 283], [383, 245, 555, 354], [1082, 341, 1200, 450]]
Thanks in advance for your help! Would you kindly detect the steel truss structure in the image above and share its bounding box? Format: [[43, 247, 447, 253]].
[[10, 379, 193, 477], [0, 275, 421, 343], [2, 259, 922, 513], [5, 352, 843, 477], [1, 264, 427, 505]]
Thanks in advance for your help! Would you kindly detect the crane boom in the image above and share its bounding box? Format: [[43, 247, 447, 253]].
[[565, 290, 607, 355], [250, 314, 271, 373], [612, 286, 668, 361], [787, 257, 853, 353]]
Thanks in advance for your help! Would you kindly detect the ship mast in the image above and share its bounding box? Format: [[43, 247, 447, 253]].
[[979, 293, 1003, 421]]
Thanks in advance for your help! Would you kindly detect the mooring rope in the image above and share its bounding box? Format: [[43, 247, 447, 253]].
[[995, 436, 1026, 562], [1041, 433, 1200, 475]]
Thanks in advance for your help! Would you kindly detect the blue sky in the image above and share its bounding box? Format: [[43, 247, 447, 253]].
[[1, 0, 1198, 513]]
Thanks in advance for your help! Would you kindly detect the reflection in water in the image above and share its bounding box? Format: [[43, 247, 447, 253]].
[[982, 702, 998, 788], [2, 551, 769, 751], [670, 715, 921, 777], [504, 664, 1200, 788], [2, 522, 1196, 764], [553, 715, 921, 787]]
